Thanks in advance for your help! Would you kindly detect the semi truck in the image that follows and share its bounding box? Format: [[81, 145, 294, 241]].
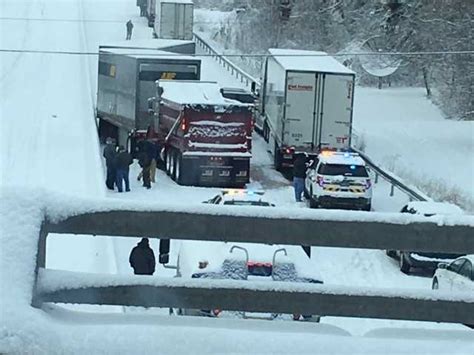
[[258, 48, 355, 171], [96, 45, 201, 148], [149, 80, 253, 187], [154, 0, 194, 40]]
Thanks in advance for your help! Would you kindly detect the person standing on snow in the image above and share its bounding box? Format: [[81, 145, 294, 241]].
[[126, 20, 134, 40], [137, 148, 152, 189], [293, 153, 308, 202], [129, 238, 156, 275], [103, 137, 117, 190], [115, 145, 133, 192]]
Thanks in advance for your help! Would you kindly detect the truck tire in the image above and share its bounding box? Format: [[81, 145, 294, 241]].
[[263, 121, 269, 142], [165, 149, 172, 176], [274, 141, 282, 171], [170, 150, 176, 180], [175, 153, 182, 185]]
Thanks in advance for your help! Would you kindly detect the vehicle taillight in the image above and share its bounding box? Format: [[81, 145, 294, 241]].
[[316, 175, 324, 187], [284, 146, 295, 155], [181, 118, 187, 131], [365, 179, 372, 189]]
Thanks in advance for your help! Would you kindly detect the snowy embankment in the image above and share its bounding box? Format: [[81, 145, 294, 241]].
[[194, 10, 474, 213], [2, 188, 474, 354]]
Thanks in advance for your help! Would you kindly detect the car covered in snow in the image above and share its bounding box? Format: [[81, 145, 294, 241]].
[[304, 151, 372, 210], [203, 189, 275, 207], [174, 242, 323, 321], [432, 255, 474, 292], [387, 201, 465, 274]]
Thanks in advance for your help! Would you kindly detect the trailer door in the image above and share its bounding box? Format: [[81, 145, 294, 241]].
[[318, 74, 353, 150], [284, 72, 317, 149]]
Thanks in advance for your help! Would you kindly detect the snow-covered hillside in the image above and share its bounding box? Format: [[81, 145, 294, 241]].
[[1, 0, 473, 353]]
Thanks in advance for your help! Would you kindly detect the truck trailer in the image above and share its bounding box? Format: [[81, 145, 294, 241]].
[[154, 0, 194, 40], [150, 80, 253, 187], [259, 48, 355, 171], [146, 0, 156, 27], [96, 46, 201, 148]]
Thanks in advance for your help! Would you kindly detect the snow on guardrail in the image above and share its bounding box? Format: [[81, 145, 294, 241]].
[[193, 32, 260, 90]]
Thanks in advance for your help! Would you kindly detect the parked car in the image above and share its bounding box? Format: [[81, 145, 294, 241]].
[[432, 255, 474, 292], [174, 242, 323, 321], [387, 201, 465, 274], [304, 151, 372, 211], [203, 189, 275, 207]]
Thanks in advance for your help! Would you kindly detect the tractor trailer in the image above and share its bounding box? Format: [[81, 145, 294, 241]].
[[149, 80, 253, 187], [259, 48, 355, 171], [96, 45, 201, 149]]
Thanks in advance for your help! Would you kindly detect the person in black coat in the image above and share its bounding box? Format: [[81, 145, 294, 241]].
[[129, 238, 156, 275], [103, 137, 117, 190], [138, 150, 152, 189], [293, 153, 308, 202], [115, 145, 133, 192]]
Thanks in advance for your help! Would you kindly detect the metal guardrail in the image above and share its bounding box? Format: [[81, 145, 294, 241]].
[[193, 32, 260, 90], [353, 147, 428, 202]]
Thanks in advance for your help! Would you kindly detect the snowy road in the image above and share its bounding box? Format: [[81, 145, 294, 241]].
[[0, 0, 470, 343]]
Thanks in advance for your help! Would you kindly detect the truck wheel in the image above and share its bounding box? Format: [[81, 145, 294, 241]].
[[170, 151, 176, 180], [364, 203, 372, 211], [399, 253, 411, 274], [175, 154, 182, 185], [386, 250, 396, 258], [165, 150, 172, 175], [274, 141, 282, 171]]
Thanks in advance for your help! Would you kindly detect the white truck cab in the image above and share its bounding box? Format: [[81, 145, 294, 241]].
[[304, 151, 372, 210]]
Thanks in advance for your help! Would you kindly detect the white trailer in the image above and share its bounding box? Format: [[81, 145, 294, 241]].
[[154, 0, 194, 40], [259, 49, 355, 171]]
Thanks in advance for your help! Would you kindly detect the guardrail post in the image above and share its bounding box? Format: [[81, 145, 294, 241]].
[[374, 172, 379, 184], [390, 184, 395, 197]]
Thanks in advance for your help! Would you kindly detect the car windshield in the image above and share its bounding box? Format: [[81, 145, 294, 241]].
[[318, 163, 369, 177], [223, 200, 271, 206]]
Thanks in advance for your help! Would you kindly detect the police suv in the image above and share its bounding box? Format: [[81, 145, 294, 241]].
[[304, 151, 372, 211]]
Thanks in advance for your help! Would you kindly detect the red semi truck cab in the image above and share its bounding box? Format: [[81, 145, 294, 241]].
[[153, 80, 253, 187]]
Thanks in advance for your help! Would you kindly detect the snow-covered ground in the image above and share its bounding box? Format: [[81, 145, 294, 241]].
[[1, 0, 473, 353]]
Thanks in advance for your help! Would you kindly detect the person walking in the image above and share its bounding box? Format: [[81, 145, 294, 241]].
[[103, 137, 117, 190], [129, 238, 156, 275], [293, 153, 308, 202], [138, 148, 152, 189], [115, 145, 133, 192], [126, 20, 134, 40]]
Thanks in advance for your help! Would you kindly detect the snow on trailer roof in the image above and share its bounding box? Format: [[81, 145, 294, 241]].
[[99, 39, 194, 51], [159, 80, 244, 106], [269, 48, 354, 74], [99, 48, 197, 60]]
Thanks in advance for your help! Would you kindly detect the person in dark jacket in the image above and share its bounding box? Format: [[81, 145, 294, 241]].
[[138, 149, 152, 189], [103, 137, 117, 190], [293, 153, 308, 202], [115, 145, 133, 192], [126, 20, 134, 40], [129, 238, 156, 275]]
